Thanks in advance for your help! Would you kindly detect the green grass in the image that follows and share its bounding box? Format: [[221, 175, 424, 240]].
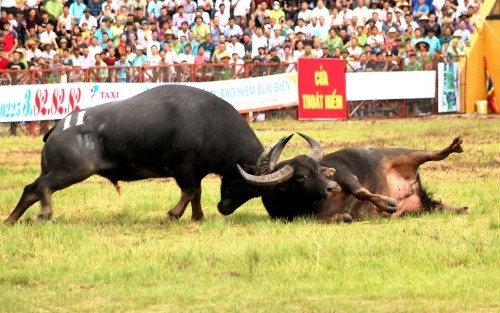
[[1, 117, 499, 313]]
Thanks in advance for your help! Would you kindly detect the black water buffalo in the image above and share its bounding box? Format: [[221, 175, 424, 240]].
[[237, 133, 468, 223], [5, 85, 264, 224]]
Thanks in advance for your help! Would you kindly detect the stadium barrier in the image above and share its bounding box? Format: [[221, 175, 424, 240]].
[[0, 56, 467, 135]]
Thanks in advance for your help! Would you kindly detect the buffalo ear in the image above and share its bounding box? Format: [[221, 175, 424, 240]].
[[320, 166, 336, 178]]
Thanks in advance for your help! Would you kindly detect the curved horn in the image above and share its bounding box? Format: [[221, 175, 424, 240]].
[[238, 164, 294, 186], [256, 134, 294, 174], [297, 132, 323, 162]]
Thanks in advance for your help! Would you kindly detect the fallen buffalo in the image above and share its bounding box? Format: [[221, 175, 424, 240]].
[[237, 133, 468, 223], [5, 85, 264, 224]]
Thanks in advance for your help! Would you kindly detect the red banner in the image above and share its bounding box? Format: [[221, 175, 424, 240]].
[[298, 58, 347, 120]]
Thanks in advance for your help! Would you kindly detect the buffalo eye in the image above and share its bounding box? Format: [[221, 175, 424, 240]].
[[295, 174, 308, 182]]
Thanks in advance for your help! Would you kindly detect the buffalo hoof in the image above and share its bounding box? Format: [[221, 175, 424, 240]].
[[342, 213, 353, 223], [35, 212, 53, 222], [450, 135, 464, 153], [376, 196, 398, 213], [167, 212, 181, 220], [454, 206, 469, 215], [191, 213, 204, 221]]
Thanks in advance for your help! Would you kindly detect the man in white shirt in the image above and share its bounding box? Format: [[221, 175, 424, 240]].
[[224, 17, 243, 39], [176, 43, 195, 63], [227, 34, 245, 58], [214, 3, 230, 27], [337, 2, 354, 28], [311, 0, 329, 20], [294, 18, 312, 35], [39, 23, 59, 47], [88, 37, 103, 61], [268, 24, 285, 49], [297, 1, 312, 23], [352, 0, 371, 26], [232, 0, 251, 25], [251, 26, 268, 57], [79, 9, 98, 29]]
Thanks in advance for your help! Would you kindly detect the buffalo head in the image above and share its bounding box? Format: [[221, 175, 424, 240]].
[[236, 133, 341, 220]]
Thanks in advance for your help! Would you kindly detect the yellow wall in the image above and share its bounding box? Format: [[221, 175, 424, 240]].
[[463, 0, 499, 113]]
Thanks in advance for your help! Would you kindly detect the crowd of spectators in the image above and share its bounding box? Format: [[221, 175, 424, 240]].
[[0, 0, 482, 83]]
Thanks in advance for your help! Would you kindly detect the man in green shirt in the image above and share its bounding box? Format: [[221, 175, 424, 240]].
[[405, 53, 423, 71], [46, 0, 63, 20], [325, 28, 344, 56]]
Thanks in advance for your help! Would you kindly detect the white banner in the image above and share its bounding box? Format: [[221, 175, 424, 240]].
[[345, 71, 436, 101], [1, 71, 441, 122], [0, 73, 298, 122]]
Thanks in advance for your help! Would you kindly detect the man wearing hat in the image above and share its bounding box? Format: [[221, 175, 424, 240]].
[[79, 9, 98, 29], [24, 38, 41, 61], [269, 24, 285, 49]]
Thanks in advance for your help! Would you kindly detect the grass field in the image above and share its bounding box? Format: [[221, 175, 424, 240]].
[[0, 116, 499, 313]]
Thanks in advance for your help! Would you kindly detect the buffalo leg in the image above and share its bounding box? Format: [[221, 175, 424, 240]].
[[190, 186, 204, 221], [5, 171, 91, 225], [167, 191, 195, 220], [336, 173, 398, 213], [4, 181, 40, 225], [387, 136, 463, 179]]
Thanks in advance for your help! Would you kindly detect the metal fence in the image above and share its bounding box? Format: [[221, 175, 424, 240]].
[[1, 56, 467, 135]]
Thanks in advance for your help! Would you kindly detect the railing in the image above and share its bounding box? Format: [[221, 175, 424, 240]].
[[1, 56, 467, 135], [0, 62, 297, 85]]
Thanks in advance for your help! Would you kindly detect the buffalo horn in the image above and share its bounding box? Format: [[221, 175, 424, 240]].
[[237, 164, 294, 186], [297, 133, 323, 162], [256, 134, 294, 174]]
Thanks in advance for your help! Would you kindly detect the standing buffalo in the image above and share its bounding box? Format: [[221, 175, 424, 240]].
[[5, 85, 264, 224], [237, 133, 468, 222]]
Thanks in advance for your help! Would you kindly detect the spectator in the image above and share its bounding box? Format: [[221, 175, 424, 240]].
[[347, 37, 363, 58], [90, 52, 108, 82], [230, 51, 245, 78], [301, 40, 316, 58], [405, 52, 422, 71], [425, 13, 441, 37], [418, 43, 433, 69], [79, 9, 98, 29], [423, 28, 441, 55], [214, 3, 230, 27], [412, 0, 430, 20], [454, 19, 471, 43], [114, 53, 131, 82], [297, 1, 312, 24], [439, 26, 453, 45], [132, 44, 147, 65], [45, 0, 63, 20], [446, 32, 466, 61], [40, 42, 56, 60], [269, 1, 285, 23], [79, 46, 94, 69], [192, 15, 210, 40], [70, 0, 86, 25], [2, 20, 18, 55], [61, 47, 73, 67], [224, 17, 243, 39], [24, 38, 42, 61]]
